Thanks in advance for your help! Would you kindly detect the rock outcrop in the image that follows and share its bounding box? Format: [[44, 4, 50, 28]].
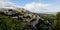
[[0, 8, 51, 30]]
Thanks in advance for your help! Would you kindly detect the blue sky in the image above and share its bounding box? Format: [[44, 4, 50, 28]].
[[0, 0, 60, 13], [9, 0, 40, 6], [9, 0, 60, 6]]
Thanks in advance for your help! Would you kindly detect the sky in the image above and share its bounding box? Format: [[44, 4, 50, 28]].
[[0, 0, 60, 13]]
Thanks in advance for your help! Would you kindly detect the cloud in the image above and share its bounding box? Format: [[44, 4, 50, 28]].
[[0, 0, 21, 8], [0, 0, 59, 13], [24, 2, 51, 13]]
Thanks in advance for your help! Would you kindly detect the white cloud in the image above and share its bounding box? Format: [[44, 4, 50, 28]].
[[0, 0, 21, 8], [0, 0, 59, 13], [24, 2, 50, 9], [24, 2, 51, 13]]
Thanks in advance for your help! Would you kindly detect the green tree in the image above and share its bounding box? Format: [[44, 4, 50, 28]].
[[55, 12, 60, 30], [56, 12, 60, 20]]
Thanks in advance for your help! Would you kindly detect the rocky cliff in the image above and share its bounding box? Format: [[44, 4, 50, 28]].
[[0, 8, 51, 30]]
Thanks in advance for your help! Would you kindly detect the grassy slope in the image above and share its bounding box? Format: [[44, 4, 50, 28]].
[[0, 12, 27, 30]]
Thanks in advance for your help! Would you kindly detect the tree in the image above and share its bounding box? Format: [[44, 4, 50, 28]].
[[56, 12, 60, 20], [55, 12, 60, 30]]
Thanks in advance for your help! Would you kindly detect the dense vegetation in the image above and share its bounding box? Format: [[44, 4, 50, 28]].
[[37, 12, 60, 30], [0, 12, 27, 30]]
